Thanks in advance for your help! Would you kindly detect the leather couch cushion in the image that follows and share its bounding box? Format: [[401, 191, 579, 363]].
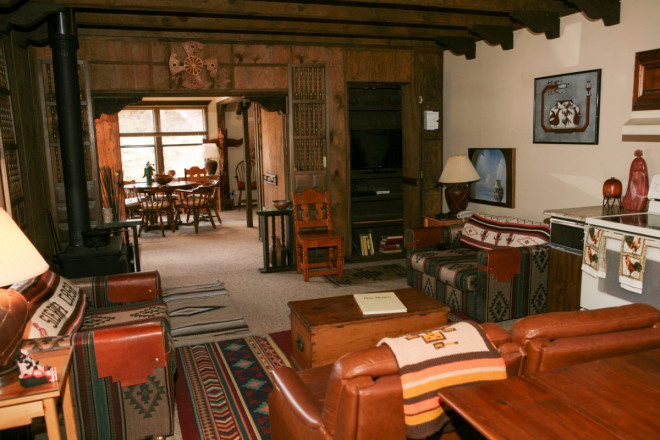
[[13, 270, 86, 338], [460, 213, 550, 250]]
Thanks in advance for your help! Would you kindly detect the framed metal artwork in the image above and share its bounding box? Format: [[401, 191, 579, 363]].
[[468, 148, 515, 208], [533, 69, 601, 144]]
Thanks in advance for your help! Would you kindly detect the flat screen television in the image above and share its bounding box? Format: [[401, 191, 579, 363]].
[[350, 128, 402, 171]]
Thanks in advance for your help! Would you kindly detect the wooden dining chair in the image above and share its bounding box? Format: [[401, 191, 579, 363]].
[[292, 188, 343, 281], [184, 166, 207, 185], [202, 179, 222, 224], [123, 180, 140, 219], [137, 186, 176, 236], [177, 185, 216, 234], [234, 160, 257, 210]]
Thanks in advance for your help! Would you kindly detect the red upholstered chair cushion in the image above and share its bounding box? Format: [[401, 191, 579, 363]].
[[11, 270, 86, 339], [459, 213, 550, 250]]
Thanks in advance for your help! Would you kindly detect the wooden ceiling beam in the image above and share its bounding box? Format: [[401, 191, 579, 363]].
[[568, 0, 620, 26], [510, 10, 560, 39], [435, 36, 476, 60], [79, 27, 441, 49], [469, 25, 513, 51], [74, 12, 471, 42], [38, 0, 514, 29]]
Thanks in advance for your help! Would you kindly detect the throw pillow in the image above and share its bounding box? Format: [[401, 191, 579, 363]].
[[12, 270, 86, 339], [459, 213, 550, 250]]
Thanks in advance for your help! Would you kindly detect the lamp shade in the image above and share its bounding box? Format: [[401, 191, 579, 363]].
[[438, 155, 480, 184], [0, 208, 49, 287]]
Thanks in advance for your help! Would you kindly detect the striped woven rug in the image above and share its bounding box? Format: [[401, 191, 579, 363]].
[[163, 282, 250, 347], [176, 335, 290, 440]]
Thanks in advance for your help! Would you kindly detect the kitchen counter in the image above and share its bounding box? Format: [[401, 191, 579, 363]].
[[543, 205, 623, 223]]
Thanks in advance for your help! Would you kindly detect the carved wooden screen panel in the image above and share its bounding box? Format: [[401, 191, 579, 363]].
[[288, 64, 328, 191], [0, 43, 27, 228], [38, 59, 100, 245]]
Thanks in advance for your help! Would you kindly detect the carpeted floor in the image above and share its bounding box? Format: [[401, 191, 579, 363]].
[[323, 262, 407, 287], [175, 335, 290, 440]]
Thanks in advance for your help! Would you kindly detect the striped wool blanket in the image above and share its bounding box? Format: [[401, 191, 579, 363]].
[[379, 321, 506, 439]]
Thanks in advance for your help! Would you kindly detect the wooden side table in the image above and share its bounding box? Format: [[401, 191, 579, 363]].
[[0, 347, 77, 440], [423, 216, 465, 227]]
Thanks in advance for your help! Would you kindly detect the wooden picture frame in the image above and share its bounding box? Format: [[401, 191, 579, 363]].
[[533, 69, 601, 144], [468, 148, 515, 208]]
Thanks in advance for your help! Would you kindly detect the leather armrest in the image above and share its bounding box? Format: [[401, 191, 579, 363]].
[[271, 366, 324, 430], [404, 225, 462, 250], [101, 271, 162, 303], [482, 322, 511, 347], [87, 321, 167, 387]]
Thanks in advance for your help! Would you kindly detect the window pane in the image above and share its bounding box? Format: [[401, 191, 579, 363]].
[[121, 147, 156, 182], [160, 109, 205, 132], [120, 136, 155, 146], [162, 135, 204, 146], [163, 145, 204, 177], [119, 109, 154, 133]]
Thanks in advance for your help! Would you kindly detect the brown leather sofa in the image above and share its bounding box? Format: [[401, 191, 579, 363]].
[[268, 304, 660, 440]]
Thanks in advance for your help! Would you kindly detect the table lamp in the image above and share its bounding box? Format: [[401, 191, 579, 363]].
[[438, 155, 480, 216], [0, 208, 49, 386]]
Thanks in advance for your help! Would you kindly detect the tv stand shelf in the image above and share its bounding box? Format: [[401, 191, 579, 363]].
[[350, 169, 403, 258]]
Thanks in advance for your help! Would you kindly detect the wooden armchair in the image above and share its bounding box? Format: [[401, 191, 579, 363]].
[[292, 188, 343, 281], [137, 187, 175, 237]]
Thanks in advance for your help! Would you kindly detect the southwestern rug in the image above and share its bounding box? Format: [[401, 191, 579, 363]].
[[323, 263, 407, 287], [176, 335, 290, 440], [163, 282, 250, 347]]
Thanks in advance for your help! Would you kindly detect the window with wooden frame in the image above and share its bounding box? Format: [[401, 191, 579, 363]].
[[118, 105, 208, 181]]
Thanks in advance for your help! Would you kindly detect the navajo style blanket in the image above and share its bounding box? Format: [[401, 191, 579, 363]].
[[379, 321, 506, 439]]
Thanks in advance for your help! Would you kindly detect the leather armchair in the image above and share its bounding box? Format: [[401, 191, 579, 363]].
[[24, 271, 175, 440], [269, 304, 660, 440]]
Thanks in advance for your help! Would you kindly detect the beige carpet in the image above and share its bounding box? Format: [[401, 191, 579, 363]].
[[139, 209, 408, 336]]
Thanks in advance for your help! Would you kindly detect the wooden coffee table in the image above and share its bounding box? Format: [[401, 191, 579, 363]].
[[288, 287, 449, 370]]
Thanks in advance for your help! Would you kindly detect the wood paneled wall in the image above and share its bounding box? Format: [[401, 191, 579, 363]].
[[32, 36, 442, 257]]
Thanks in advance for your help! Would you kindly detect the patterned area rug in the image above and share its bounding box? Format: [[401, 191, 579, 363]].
[[323, 263, 407, 287], [176, 335, 290, 440], [163, 282, 250, 347]]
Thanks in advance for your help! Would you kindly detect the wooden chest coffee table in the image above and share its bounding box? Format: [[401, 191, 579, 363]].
[[288, 287, 449, 370]]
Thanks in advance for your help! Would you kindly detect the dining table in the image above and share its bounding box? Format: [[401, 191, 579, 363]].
[[123, 180, 198, 191], [125, 180, 199, 233]]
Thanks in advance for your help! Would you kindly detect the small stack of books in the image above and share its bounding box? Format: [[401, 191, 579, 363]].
[[379, 234, 403, 254], [359, 232, 375, 256]]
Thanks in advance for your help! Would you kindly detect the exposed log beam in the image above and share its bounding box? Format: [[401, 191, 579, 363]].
[[567, 0, 620, 26], [79, 27, 441, 49], [435, 36, 476, 60], [74, 12, 469, 42], [0, 2, 62, 33], [510, 10, 560, 39], [40, 0, 513, 29], [470, 25, 513, 50]]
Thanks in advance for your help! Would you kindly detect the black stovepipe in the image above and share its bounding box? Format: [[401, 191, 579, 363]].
[[48, 10, 89, 248]]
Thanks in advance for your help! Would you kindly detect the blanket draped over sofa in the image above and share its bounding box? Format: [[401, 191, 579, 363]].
[[406, 213, 550, 322], [379, 321, 506, 439]]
